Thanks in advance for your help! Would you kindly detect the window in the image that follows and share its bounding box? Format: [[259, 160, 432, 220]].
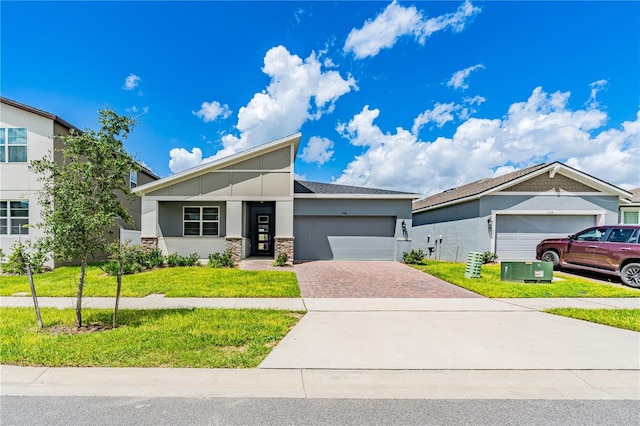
[[0, 128, 28, 163], [0, 201, 29, 235], [183, 206, 219, 236], [606, 228, 635, 243], [622, 210, 639, 224], [574, 227, 607, 242], [130, 170, 138, 189]]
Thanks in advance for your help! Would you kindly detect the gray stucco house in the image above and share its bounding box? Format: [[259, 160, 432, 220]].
[[132, 134, 418, 262], [411, 162, 632, 262]]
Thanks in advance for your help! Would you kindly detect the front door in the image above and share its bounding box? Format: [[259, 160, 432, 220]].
[[255, 214, 273, 256], [248, 202, 275, 257]]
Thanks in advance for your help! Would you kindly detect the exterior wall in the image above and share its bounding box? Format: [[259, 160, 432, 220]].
[[158, 237, 226, 259], [411, 194, 621, 262], [0, 103, 58, 267], [294, 198, 413, 261]]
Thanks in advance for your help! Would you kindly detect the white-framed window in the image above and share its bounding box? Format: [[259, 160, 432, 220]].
[[622, 209, 640, 224], [130, 170, 138, 189], [0, 200, 29, 235], [183, 206, 219, 236], [0, 128, 28, 163]]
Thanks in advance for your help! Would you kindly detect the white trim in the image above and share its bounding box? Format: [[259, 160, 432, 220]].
[[490, 192, 609, 197], [145, 196, 294, 202], [489, 209, 606, 252]]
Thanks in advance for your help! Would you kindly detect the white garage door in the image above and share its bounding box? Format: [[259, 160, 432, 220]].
[[496, 215, 597, 260], [294, 216, 396, 260]]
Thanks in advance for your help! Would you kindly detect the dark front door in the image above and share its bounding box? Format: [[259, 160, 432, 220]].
[[248, 202, 275, 257]]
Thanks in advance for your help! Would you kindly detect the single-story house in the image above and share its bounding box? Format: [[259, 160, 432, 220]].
[[411, 162, 632, 262], [132, 133, 418, 262]]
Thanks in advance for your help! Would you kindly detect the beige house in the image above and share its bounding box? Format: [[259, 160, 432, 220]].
[[0, 97, 157, 266]]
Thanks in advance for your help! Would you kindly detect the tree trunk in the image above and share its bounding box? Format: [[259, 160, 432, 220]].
[[27, 264, 43, 330], [113, 256, 123, 328], [76, 257, 87, 328]]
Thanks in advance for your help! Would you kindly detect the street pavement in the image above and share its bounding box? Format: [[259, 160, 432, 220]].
[[1, 295, 638, 400]]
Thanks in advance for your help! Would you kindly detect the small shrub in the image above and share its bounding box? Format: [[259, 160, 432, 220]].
[[167, 252, 201, 267], [272, 252, 288, 267], [143, 248, 165, 269], [482, 251, 499, 264], [103, 259, 143, 276], [208, 251, 235, 268], [403, 249, 426, 265], [1, 241, 47, 275]]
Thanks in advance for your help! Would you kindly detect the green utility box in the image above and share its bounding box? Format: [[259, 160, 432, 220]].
[[500, 261, 553, 283]]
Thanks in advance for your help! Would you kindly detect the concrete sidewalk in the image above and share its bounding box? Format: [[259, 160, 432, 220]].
[[1, 296, 639, 400]]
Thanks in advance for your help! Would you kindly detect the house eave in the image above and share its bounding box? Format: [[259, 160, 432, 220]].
[[295, 193, 420, 200]]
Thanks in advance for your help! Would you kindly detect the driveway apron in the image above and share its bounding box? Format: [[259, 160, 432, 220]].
[[294, 260, 481, 298]]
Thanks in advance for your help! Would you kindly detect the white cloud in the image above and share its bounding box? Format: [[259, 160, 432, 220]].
[[344, 0, 480, 59], [300, 136, 335, 165], [168, 147, 203, 173], [123, 73, 141, 91], [193, 101, 232, 122], [335, 85, 639, 195], [412, 102, 457, 134], [168, 45, 356, 171], [447, 64, 485, 90], [586, 79, 608, 109]]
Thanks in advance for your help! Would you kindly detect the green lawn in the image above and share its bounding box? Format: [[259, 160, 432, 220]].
[[413, 260, 640, 298], [0, 264, 300, 298], [0, 307, 302, 367], [545, 308, 640, 332]]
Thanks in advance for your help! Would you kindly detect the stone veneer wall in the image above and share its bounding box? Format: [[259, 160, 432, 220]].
[[225, 237, 243, 262], [274, 237, 294, 265], [141, 237, 158, 250]]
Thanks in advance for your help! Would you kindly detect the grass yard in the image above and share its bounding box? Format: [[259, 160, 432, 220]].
[[413, 260, 640, 298], [0, 307, 302, 368], [0, 264, 300, 298], [544, 308, 640, 332]]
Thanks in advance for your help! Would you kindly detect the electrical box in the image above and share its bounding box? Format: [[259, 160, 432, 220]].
[[500, 261, 553, 283], [464, 252, 484, 278]]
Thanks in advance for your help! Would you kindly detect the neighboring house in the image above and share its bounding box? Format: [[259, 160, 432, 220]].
[[0, 97, 158, 266], [411, 162, 632, 262], [620, 188, 640, 225], [132, 133, 418, 262]]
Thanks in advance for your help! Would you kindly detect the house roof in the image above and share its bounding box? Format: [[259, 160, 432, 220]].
[[133, 133, 302, 195], [1, 96, 81, 133], [294, 180, 419, 199], [629, 188, 640, 204], [413, 162, 632, 212]]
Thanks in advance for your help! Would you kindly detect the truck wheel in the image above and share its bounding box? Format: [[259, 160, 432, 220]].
[[621, 263, 640, 288], [540, 250, 560, 270]]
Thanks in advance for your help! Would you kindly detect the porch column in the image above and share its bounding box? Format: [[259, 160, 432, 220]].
[[140, 199, 158, 249], [225, 201, 243, 261], [275, 200, 294, 264]]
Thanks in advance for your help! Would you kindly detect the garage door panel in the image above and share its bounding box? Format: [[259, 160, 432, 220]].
[[294, 216, 395, 260], [496, 215, 596, 261]]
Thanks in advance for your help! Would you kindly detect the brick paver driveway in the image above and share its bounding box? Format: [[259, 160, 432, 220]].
[[294, 261, 482, 298]]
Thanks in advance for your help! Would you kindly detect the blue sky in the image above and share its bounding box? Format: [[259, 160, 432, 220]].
[[2, 1, 639, 195]]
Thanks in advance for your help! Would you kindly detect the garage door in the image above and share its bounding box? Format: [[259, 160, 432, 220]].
[[294, 216, 396, 260], [496, 215, 597, 260]]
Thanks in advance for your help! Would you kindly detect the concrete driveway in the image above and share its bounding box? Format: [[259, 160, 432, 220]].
[[294, 261, 481, 298]]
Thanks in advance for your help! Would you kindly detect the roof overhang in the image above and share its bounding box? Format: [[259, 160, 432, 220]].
[[133, 133, 301, 195], [295, 193, 420, 200]]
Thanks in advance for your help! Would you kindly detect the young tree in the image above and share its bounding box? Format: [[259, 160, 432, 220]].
[[30, 108, 140, 328]]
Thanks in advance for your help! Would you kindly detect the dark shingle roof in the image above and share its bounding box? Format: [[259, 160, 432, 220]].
[[412, 163, 549, 211], [294, 180, 415, 196]]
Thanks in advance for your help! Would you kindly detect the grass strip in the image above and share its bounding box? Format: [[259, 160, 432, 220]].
[[0, 307, 302, 368], [0, 264, 300, 298], [413, 260, 640, 298], [544, 308, 640, 332]]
